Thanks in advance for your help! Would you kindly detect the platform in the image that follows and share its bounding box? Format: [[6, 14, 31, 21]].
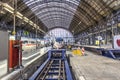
[[69, 51, 120, 80], [74, 44, 112, 49], [0, 47, 51, 79]]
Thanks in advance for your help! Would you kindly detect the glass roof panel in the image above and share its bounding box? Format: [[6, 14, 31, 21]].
[[102, 0, 120, 10], [35, 7, 74, 16], [44, 28, 74, 43], [23, 0, 80, 29], [39, 13, 72, 20]]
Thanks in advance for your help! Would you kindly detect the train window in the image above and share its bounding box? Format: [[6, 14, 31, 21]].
[[31, 41, 35, 44], [23, 41, 28, 44], [56, 38, 63, 42]]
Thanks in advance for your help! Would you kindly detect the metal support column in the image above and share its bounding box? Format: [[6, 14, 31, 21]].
[[111, 14, 114, 49], [35, 17, 38, 49], [13, 0, 17, 36]]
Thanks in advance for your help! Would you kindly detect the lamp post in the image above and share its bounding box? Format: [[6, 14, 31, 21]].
[[13, 0, 17, 36], [72, 30, 74, 45], [35, 17, 38, 50]]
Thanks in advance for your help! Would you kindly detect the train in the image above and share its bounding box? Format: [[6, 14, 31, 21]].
[[22, 37, 38, 51], [53, 37, 65, 49], [9, 36, 49, 52], [22, 37, 50, 52], [9, 36, 65, 51]]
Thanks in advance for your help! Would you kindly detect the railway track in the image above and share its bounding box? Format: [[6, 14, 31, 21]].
[[36, 59, 66, 80], [29, 49, 73, 80]]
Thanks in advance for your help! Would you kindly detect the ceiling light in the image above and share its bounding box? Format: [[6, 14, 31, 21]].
[[0, 10, 5, 14], [115, 0, 119, 6]]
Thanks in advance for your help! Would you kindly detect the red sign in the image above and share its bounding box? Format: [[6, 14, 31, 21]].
[[117, 39, 120, 47], [114, 35, 120, 49]]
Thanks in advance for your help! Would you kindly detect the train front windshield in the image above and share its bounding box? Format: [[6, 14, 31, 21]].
[[56, 38, 63, 43], [22, 41, 28, 44]]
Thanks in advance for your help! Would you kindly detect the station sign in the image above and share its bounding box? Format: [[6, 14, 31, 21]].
[[113, 35, 120, 49]]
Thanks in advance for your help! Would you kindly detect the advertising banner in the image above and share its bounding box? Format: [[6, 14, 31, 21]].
[[114, 35, 120, 49]]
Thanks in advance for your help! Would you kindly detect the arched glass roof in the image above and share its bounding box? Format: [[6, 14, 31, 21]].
[[1, 0, 120, 35], [23, 0, 80, 29], [44, 28, 74, 42]]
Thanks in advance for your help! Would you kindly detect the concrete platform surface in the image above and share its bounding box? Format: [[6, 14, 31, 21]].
[[75, 44, 112, 49], [0, 60, 7, 78], [70, 51, 120, 80], [0, 46, 51, 79]]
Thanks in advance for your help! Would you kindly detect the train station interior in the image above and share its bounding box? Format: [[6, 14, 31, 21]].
[[0, 0, 120, 80]]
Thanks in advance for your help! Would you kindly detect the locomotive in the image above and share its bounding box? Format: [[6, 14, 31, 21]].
[[53, 37, 64, 49]]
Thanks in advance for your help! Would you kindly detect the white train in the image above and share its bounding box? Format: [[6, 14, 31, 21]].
[[21, 37, 50, 51], [21, 37, 37, 51], [53, 38, 64, 49], [9, 36, 49, 52]]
